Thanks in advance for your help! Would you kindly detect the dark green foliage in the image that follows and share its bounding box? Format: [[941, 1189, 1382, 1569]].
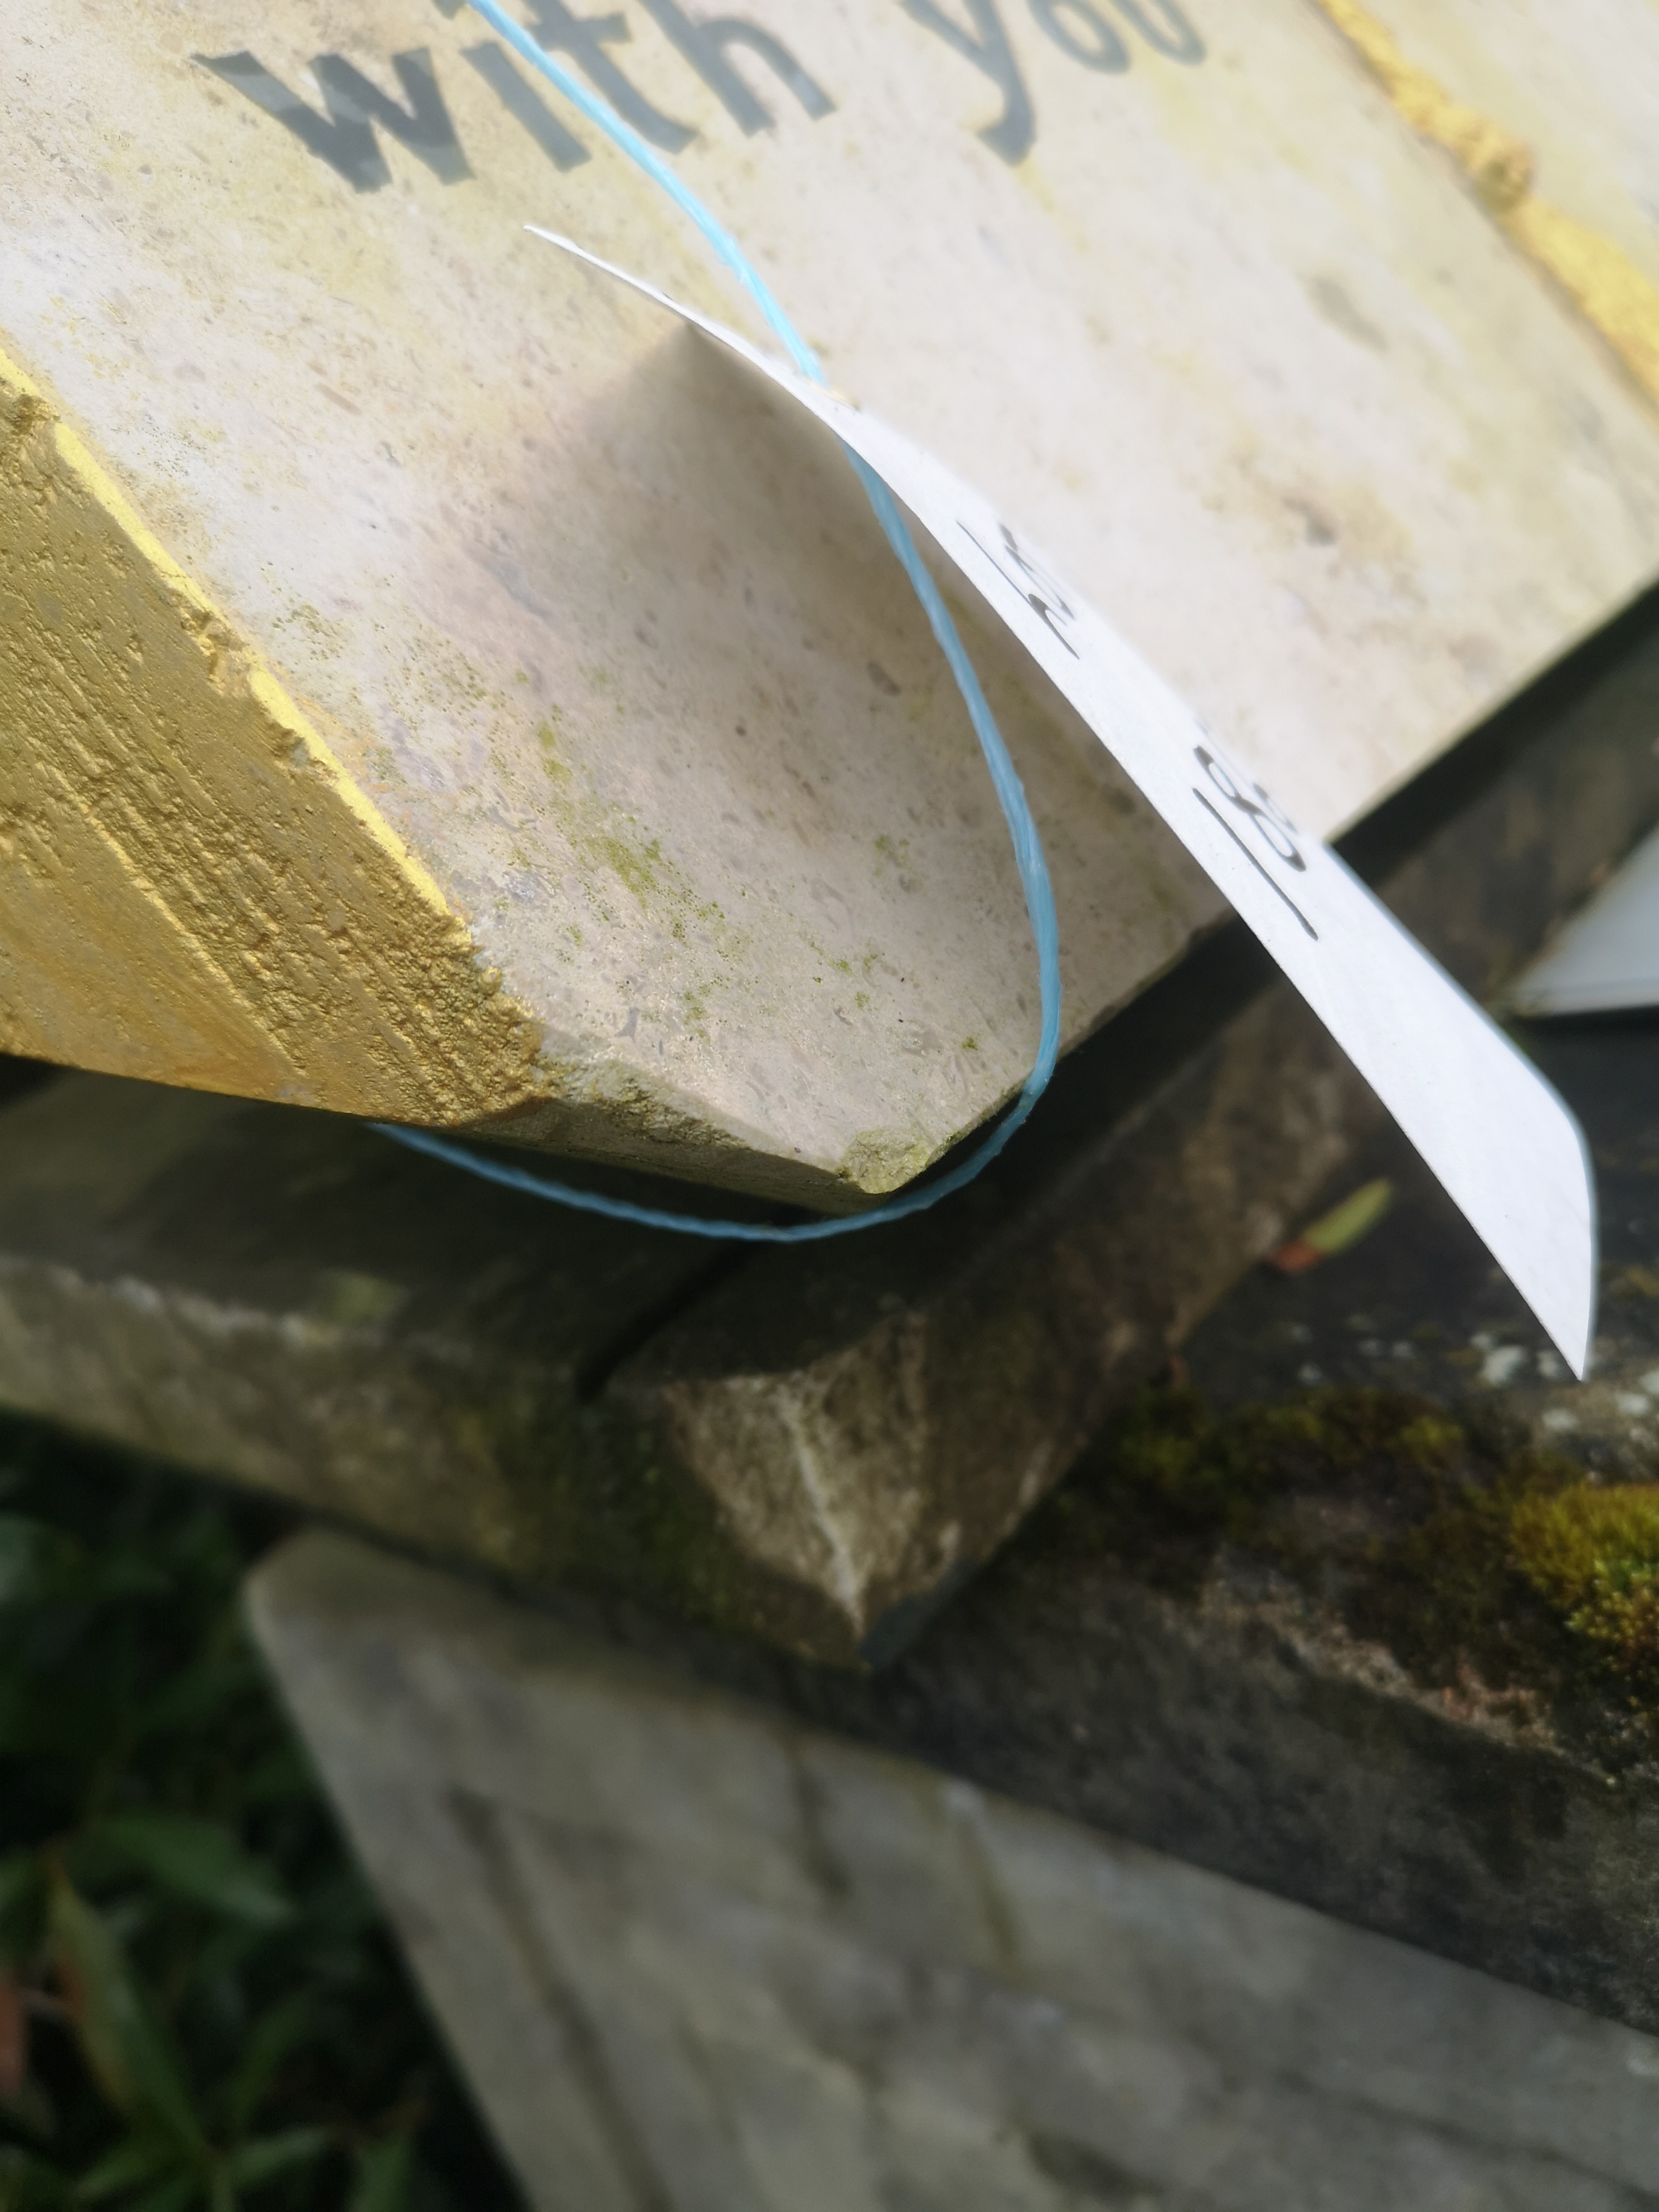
[[0, 1419, 521, 2212]]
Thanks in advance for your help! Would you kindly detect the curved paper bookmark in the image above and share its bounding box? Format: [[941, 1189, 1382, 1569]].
[[532, 230, 1598, 1379]]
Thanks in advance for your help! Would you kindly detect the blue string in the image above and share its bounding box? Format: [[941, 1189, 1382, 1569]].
[[375, 0, 1061, 1242]]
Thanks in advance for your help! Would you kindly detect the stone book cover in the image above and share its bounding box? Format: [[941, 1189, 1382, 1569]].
[[4, 0, 1658, 1203]]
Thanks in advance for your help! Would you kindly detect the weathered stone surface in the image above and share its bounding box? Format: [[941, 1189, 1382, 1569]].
[[773, 1458, 1659, 2040], [0, 1065, 802, 1624], [1183, 1018, 1659, 1467], [249, 1529, 1659, 2212], [7, 0, 1659, 1198], [652, 1010, 1659, 2036], [0, 323, 1212, 1208], [0, 585, 1652, 1664], [0, 592, 1655, 1661], [0, 993, 1369, 1667]]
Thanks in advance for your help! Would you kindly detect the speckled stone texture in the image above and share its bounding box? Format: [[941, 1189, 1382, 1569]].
[[10, 0, 1659, 1195], [249, 1530, 1659, 2212]]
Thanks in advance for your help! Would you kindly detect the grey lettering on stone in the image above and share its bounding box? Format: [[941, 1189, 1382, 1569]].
[[463, 41, 593, 169], [195, 47, 471, 189], [1108, 0, 1205, 64], [523, 0, 697, 150], [312, 50, 474, 181], [637, 0, 834, 134], [1029, 0, 1130, 74], [899, 0, 1036, 166], [196, 51, 388, 190]]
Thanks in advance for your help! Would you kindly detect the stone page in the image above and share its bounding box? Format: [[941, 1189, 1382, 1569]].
[[4, 0, 1658, 1201], [249, 1530, 1659, 2212]]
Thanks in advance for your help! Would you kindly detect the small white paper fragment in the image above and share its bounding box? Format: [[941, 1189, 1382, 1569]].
[[532, 232, 1598, 1378], [1508, 824, 1659, 1018]]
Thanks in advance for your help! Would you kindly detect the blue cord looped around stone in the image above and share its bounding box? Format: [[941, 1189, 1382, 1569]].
[[374, 0, 1060, 1242]]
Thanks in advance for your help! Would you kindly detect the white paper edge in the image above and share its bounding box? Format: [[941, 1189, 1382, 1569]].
[[529, 230, 1598, 1378]]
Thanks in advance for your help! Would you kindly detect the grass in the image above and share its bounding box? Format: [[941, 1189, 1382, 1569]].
[[0, 1416, 523, 2212]]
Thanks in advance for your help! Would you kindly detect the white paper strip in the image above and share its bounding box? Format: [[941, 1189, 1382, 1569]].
[[532, 232, 1598, 1377], [1508, 825, 1659, 1019]]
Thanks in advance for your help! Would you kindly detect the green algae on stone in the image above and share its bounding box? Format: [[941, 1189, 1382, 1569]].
[[1038, 1386, 1474, 1599], [1027, 1386, 1631, 1723], [1511, 1483, 1659, 1672]]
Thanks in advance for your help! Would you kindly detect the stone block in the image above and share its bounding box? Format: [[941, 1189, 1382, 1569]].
[[0, 591, 1655, 1661], [247, 1528, 1659, 2212], [704, 1010, 1659, 2035], [0, 995, 1370, 1667], [8, 0, 1659, 1199]]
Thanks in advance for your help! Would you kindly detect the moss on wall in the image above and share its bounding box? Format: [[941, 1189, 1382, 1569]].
[[1030, 1383, 1659, 1751], [1510, 1483, 1659, 1673]]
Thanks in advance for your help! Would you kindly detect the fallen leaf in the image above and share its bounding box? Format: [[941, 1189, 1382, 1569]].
[[1269, 1178, 1395, 1275]]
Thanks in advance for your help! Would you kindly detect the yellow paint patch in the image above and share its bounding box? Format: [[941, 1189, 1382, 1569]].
[[1504, 199, 1659, 409], [0, 341, 545, 1125], [1310, 0, 1659, 407]]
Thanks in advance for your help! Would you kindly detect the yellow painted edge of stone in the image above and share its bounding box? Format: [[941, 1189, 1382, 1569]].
[[51, 405, 456, 933], [0, 335, 548, 1127], [1310, 0, 1659, 409]]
